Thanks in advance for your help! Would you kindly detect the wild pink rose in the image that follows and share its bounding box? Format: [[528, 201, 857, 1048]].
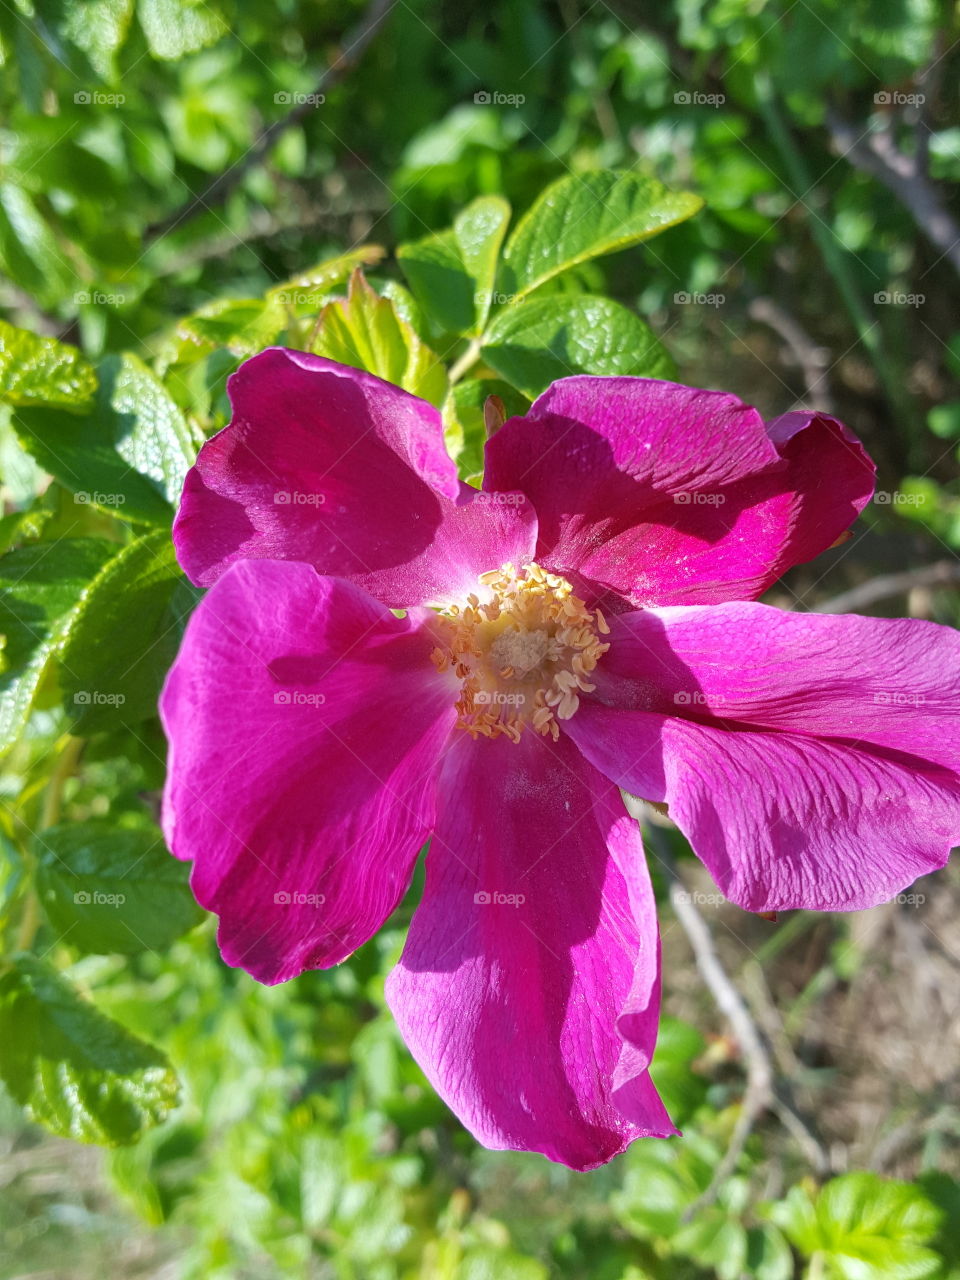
[[161, 349, 960, 1170]]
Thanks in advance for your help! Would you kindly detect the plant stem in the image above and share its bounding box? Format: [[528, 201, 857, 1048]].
[[14, 735, 84, 953], [447, 338, 482, 387]]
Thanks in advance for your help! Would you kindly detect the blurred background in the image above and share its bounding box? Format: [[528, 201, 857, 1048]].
[[1, 1, 959, 1277]]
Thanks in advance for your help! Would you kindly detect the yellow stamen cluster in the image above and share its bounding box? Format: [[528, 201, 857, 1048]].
[[430, 562, 610, 743]]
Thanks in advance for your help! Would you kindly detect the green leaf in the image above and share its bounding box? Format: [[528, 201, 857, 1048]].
[[0, 537, 115, 754], [309, 269, 448, 407], [0, 320, 97, 410], [14, 353, 193, 521], [0, 954, 178, 1144], [481, 295, 674, 398], [167, 297, 287, 365], [444, 377, 529, 478], [265, 244, 387, 305], [100, 353, 195, 506], [771, 1173, 943, 1280], [35, 821, 204, 954], [458, 1250, 548, 1280], [59, 532, 186, 733], [745, 1225, 795, 1280], [15, 405, 174, 523], [0, 184, 75, 304], [398, 195, 511, 336], [500, 170, 703, 300], [62, 0, 134, 79], [648, 1015, 709, 1125], [397, 230, 470, 334], [137, 0, 227, 60]]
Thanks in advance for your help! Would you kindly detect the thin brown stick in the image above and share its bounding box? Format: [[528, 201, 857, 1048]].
[[747, 297, 836, 413], [817, 560, 960, 614], [643, 818, 829, 1211], [826, 109, 960, 278], [145, 0, 395, 243]]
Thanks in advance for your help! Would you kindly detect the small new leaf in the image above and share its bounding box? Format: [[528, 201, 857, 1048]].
[[309, 270, 447, 407]]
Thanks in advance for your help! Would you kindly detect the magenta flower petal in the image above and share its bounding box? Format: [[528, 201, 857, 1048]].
[[568, 602, 960, 911], [484, 377, 874, 608], [173, 349, 536, 607], [385, 732, 676, 1171], [764, 410, 875, 577], [160, 560, 455, 983]]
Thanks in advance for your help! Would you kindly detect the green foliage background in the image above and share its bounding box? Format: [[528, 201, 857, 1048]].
[[0, 1, 959, 1277]]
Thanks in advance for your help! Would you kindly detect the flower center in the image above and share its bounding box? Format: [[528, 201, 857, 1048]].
[[430, 562, 610, 743]]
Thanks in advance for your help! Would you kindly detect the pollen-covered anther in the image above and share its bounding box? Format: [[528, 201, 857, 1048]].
[[430, 562, 610, 743]]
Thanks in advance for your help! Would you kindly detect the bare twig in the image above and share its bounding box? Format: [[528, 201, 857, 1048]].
[[747, 297, 836, 413], [869, 1105, 960, 1172], [816, 560, 960, 614], [145, 0, 396, 242], [644, 822, 774, 1212], [643, 816, 830, 1208], [826, 108, 960, 278]]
